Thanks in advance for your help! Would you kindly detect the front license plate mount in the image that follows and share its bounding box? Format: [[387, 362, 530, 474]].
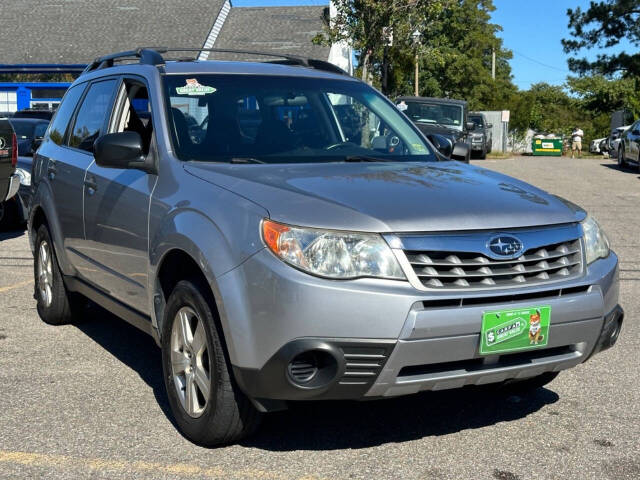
[[480, 306, 551, 355]]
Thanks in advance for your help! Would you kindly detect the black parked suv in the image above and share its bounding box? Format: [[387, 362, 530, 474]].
[[396, 96, 474, 163], [468, 112, 493, 159], [0, 118, 19, 229]]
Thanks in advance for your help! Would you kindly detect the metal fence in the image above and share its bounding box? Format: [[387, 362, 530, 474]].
[[477, 111, 508, 152]]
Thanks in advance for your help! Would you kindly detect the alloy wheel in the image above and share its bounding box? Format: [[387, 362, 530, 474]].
[[170, 306, 211, 418], [37, 241, 54, 307]]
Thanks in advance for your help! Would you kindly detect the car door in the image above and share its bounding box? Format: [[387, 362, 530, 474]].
[[80, 76, 157, 313], [630, 121, 640, 162], [35, 83, 91, 271], [50, 78, 119, 278]]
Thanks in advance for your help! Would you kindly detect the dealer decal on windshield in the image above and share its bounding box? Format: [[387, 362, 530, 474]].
[[176, 79, 217, 96]]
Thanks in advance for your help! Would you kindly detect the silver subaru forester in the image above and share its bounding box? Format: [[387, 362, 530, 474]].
[[29, 48, 622, 446]]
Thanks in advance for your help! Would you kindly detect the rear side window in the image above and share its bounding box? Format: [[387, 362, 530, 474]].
[[48, 84, 85, 146], [69, 79, 117, 152]]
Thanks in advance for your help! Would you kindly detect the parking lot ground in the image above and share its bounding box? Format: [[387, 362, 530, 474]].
[[0, 157, 638, 480]]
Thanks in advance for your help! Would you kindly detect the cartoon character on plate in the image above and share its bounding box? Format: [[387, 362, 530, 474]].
[[528, 310, 544, 344]]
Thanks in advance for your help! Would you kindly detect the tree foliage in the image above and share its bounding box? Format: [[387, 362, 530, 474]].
[[566, 75, 640, 116], [562, 0, 640, 77], [318, 1, 448, 81], [319, 0, 515, 110]]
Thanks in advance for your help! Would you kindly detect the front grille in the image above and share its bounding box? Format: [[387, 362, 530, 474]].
[[406, 238, 583, 289], [398, 345, 576, 378]]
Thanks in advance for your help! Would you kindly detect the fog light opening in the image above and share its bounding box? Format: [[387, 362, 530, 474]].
[[287, 350, 338, 388]]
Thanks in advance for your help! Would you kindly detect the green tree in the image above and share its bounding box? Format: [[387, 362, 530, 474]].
[[562, 0, 640, 77], [318, 0, 516, 110], [566, 75, 640, 116], [407, 0, 516, 109], [318, 1, 449, 84]]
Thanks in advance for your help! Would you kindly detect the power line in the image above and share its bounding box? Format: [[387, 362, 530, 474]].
[[512, 50, 570, 73]]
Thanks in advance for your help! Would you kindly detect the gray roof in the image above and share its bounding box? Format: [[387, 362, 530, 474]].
[[212, 6, 331, 62], [0, 0, 226, 64]]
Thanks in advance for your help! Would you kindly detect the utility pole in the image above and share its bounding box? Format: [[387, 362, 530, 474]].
[[415, 53, 419, 96], [492, 48, 496, 80], [412, 29, 421, 96]]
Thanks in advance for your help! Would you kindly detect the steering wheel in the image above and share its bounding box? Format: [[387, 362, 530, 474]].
[[325, 141, 359, 151]]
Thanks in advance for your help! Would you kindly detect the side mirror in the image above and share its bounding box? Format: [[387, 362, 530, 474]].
[[451, 142, 470, 163], [427, 134, 453, 158], [93, 132, 155, 173], [487, 123, 493, 129], [466, 122, 476, 131]]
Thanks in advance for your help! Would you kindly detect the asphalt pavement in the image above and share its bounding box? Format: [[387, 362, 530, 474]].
[[0, 156, 638, 479]]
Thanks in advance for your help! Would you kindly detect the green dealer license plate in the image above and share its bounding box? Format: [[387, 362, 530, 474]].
[[480, 306, 551, 355]]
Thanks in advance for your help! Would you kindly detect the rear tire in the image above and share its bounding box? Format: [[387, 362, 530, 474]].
[[161, 279, 261, 446], [34, 224, 83, 325]]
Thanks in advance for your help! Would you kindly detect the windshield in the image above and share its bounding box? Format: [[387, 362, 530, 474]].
[[469, 115, 484, 128], [9, 120, 36, 139], [163, 75, 435, 163], [401, 101, 464, 130]]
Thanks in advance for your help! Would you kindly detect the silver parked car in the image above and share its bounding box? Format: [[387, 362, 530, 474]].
[[29, 48, 623, 446]]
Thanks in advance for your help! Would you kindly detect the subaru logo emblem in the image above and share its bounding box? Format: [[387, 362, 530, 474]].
[[488, 235, 524, 258]]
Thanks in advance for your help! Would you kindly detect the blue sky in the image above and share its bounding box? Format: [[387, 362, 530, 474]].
[[234, 0, 630, 90]]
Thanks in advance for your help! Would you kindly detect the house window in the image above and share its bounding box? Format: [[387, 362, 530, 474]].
[[0, 91, 18, 113]]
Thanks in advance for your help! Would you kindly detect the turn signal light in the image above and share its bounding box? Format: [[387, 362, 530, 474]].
[[262, 219, 290, 254]]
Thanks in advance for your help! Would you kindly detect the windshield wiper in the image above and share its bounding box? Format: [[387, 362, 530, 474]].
[[343, 155, 388, 163], [228, 157, 266, 164]]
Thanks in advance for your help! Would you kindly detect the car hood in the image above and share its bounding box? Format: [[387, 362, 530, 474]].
[[415, 122, 463, 137], [184, 161, 586, 233]]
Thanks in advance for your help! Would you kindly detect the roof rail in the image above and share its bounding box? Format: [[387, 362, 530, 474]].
[[82, 47, 348, 76], [83, 48, 165, 74]]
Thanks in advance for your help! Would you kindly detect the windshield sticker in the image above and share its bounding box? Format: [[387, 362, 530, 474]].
[[396, 101, 408, 111], [176, 79, 217, 96], [412, 143, 427, 152]]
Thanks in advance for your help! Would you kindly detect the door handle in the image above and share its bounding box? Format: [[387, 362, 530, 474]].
[[84, 177, 97, 196], [47, 160, 57, 180]]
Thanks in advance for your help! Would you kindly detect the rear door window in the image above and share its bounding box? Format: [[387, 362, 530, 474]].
[[47, 84, 86, 146], [68, 79, 117, 152]]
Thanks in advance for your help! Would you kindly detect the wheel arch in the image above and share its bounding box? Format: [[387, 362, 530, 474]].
[[153, 246, 241, 373]]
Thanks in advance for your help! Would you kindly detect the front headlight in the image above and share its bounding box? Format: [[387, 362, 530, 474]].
[[262, 219, 405, 280], [582, 216, 610, 264]]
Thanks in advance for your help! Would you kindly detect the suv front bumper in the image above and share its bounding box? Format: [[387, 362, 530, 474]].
[[218, 248, 620, 406]]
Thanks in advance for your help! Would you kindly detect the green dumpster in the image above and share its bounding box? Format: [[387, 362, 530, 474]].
[[532, 137, 563, 156]]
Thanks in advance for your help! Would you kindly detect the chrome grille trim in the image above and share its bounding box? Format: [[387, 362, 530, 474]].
[[387, 224, 585, 291]]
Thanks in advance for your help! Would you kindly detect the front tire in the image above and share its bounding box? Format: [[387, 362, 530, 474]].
[[161, 279, 261, 446], [34, 224, 82, 325], [618, 146, 627, 167]]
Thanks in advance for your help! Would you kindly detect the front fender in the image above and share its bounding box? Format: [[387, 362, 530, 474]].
[[149, 197, 267, 361]]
